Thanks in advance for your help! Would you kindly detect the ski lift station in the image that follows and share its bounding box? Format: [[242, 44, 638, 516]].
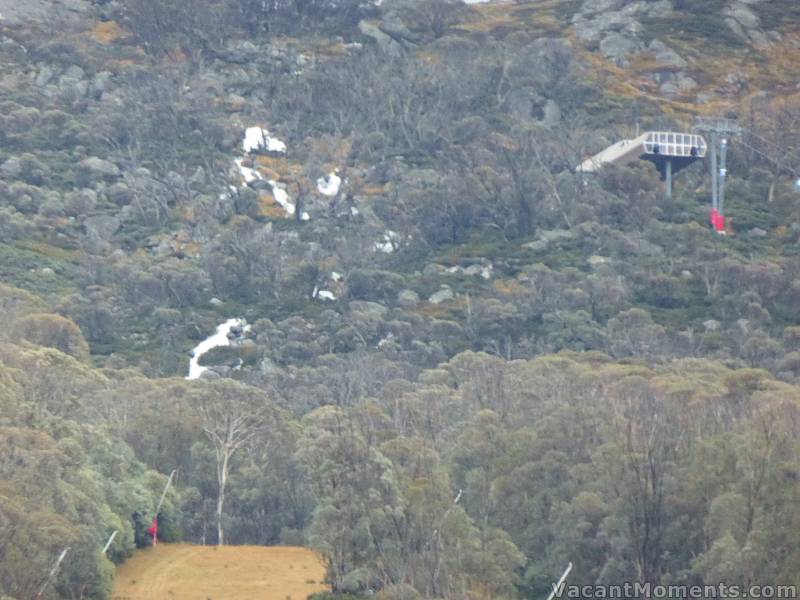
[[577, 131, 707, 197]]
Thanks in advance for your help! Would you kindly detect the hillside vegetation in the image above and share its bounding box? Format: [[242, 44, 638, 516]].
[[0, 0, 799, 599]]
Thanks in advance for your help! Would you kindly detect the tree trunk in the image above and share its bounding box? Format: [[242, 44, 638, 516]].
[[217, 450, 229, 545]]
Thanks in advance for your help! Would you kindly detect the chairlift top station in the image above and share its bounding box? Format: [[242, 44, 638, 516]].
[[576, 129, 733, 232], [577, 131, 707, 180]]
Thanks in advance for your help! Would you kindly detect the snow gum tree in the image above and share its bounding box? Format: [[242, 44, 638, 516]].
[[193, 380, 275, 545]]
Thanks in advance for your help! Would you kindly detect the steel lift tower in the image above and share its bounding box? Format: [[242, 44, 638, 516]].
[[694, 116, 742, 233]]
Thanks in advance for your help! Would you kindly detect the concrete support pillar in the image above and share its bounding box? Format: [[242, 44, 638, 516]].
[[665, 159, 672, 198]]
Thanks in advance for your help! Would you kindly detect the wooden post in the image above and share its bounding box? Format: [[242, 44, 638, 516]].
[[152, 470, 176, 546], [36, 547, 70, 599], [102, 530, 119, 555], [545, 563, 573, 600], [719, 138, 728, 216]]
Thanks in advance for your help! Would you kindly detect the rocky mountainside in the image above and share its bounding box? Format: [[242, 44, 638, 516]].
[[1, 2, 799, 599], [0, 1, 796, 380], [0, 0, 797, 377]]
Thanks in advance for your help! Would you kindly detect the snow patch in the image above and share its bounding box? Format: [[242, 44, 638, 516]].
[[375, 230, 400, 253], [269, 180, 293, 214], [243, 126, 287, 154], [317, 171, 342, 196], [443, 264, 493, 279], [312, 286, 337, 301], [266, 180, 308, 219], [187, 318, 250, 380]]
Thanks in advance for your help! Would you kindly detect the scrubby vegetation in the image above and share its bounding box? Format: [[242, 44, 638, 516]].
[[0, 0, 799, 598]]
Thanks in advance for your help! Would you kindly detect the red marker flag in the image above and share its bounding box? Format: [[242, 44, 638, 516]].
[[710, 209, 725, 233], [148, 517, 158, 545]]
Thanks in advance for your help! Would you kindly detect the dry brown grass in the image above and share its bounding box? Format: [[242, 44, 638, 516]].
[[111, 544, 329, 600], [456, 0, 569, 36], [569, 23, 800, 117]]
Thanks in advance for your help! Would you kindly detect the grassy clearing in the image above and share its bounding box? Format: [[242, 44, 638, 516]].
[[111, 544, 329, 600]]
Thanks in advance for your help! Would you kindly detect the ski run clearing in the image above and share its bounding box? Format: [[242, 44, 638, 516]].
[[111, 544, 328, 600]]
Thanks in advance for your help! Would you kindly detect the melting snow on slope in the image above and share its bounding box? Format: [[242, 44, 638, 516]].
[[233, 126, 311, 220], [187, 318, 250, 380], [444, 264, 494, 279], [269, 180, 310, 220], [378, 333, 395, 348], [317, 171, 341, 196], [235, 159, 263, 186], [243, 126, 287, 154], [375, 231, 400, 253], [270, 180, 293, 214]]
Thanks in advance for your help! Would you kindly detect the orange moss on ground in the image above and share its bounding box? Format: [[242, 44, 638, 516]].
[[91, 20, 130, 44], [255, 155, 289, 171], [359, 183, 390, 196], [254, 156, 306, 184], [111, 544, 329, 600], [254, 155, 294, 181], [258, 192, 291, 219], [493, 278, 525, 296]]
